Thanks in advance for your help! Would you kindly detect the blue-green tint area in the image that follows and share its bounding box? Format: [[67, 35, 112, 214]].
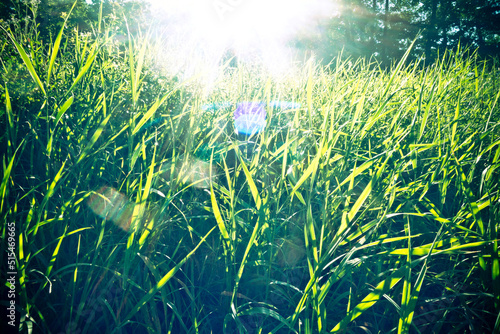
[[1, 3, 499, 334]]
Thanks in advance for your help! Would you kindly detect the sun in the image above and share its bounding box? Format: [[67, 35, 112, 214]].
[[202, 0, 307, 48], [146, 0, 336, 72]]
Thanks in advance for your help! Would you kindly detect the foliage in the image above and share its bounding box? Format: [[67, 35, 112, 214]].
[[1, 4, 500, 334], [311, 0, 500, 66], [0, 0, 151, 43]]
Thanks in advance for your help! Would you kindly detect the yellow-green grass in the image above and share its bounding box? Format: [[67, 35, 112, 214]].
[[1, 5, 499, 334]]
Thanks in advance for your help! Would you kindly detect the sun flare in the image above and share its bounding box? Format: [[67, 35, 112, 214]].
[[147, 0, 336, 73]]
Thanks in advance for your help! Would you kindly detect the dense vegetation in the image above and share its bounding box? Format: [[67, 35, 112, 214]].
[[1, 1, 500, 333], [311, 0, 500, 64]]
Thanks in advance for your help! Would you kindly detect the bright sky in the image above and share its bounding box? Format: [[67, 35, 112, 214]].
[[144, 0, 337, 76]]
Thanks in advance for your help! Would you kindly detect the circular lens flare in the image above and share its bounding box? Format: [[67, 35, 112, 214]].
[[234, 102, 266, 135]]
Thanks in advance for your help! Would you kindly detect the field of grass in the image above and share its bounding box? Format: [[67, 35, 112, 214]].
[[1, 5, 500, 334]]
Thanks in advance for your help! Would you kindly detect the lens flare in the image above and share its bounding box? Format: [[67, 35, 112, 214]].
[[234, 101, 266, 135], [87, 186, 136, 232], [160, 157, 218, 189]]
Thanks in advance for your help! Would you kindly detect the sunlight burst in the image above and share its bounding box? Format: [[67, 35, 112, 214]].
[[147, 0, 336, 73]]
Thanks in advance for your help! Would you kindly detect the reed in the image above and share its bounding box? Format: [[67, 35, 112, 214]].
[[1, 4, 499, 333]]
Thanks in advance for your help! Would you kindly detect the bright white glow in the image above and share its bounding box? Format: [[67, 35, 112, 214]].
[[146, 0, 336, 77]]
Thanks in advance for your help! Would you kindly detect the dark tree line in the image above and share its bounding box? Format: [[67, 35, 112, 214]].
[[304, 0, 500, 65]]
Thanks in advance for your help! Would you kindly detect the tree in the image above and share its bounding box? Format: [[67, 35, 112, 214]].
[[424, 0, 438, 60], [296, 0, 500, 65]]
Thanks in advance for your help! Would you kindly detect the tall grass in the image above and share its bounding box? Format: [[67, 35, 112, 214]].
[[1, 5, 499, 334]]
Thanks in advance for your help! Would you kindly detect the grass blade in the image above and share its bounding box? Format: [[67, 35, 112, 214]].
[[3, 28, 46, 96], [54, 96, 74, 126], [331, 262, 417, 332], [47, 1, 77, 84], [0, 140, 23, 212], [120, 226, 216, 325], [76, 97, 111, 164], [67, 42, 98, 94], [210, 153, 231, 249]]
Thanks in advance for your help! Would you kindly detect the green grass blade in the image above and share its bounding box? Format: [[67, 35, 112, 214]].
[[120, 226, 216, 325], [291, 144, 323, 200], [451, 89, 461, 147], [77, 98, 111, 164], [239, 306, 296, 333], [35, 159, 67, 235], [334, 159, 373, 193], [138, 145, 156, 247], [4, 85, 13, 129], [47, 1, 77, 84], [232, 208, 262, 304], [399, 218, 413, 334], [418, 80, 437, 141], [306, 58, 314, 127], [331, 262, 417, 332], [347, 179, 372, 222], [398, 225, 443, 334], [135, 32, 148, 89], [238, 153, 261, 209], [67, 42, 98, 94], [0, 140, 23, 212], [54, 96, 74, 126], [351, 93, 366, 132], [210, 155, 231, 243], [43, 226, 69, 288], [132, 99, 160, 135], [380, 36, 416, 99], [3, 28, 46, 96]]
